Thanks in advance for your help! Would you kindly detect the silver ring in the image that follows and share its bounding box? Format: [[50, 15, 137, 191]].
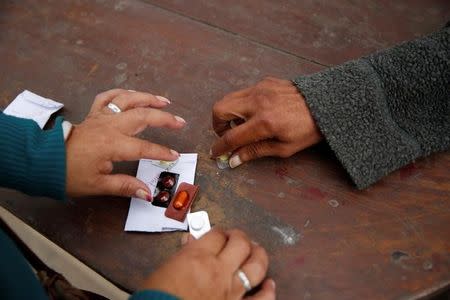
[[236, 269, 252, 292], [107, 102, 122, 113]]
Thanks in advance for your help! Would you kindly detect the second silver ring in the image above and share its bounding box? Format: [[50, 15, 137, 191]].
[[236, 269, 252, 292], [107, 102, 122, 113]]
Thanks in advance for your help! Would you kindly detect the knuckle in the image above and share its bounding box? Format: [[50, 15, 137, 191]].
[[130, 107, 147, 121], [98, 161, 113, 174], [228, 229, 251, 248], [228, 228, 247, 239], [208, 228, 227, 241], [115, 93, 129, 102], [93, 94, 106, 104], [212, 101, 226, 118], [246, 143, 261, 159], [137, 141, 149, 158], [222, 131, 235, 148], [253, 90, 274, 109], [118, 180, 134, 196], [258, 113, 276, 133]]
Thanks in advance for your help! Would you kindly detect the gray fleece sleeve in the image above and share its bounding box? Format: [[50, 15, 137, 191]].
[[293, 27, 449, 189]]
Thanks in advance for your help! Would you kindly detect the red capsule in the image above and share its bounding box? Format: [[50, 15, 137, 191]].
[[173, 190, 189, 210]]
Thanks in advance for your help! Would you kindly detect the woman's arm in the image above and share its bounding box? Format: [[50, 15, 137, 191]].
[[0, 113, 66, 200]]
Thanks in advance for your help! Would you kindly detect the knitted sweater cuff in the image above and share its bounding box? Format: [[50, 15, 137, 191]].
[[0, 113, 66, 200], [293, 60, 420, 189]]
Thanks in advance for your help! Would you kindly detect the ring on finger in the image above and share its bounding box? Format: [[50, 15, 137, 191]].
[[107, 102, 122, 113], [236, 269, 252, 292]]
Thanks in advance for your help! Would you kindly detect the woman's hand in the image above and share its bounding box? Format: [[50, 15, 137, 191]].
[[141, 229, 275, 300], [65, 89, 186, 200], [211, 77, 322, 168]]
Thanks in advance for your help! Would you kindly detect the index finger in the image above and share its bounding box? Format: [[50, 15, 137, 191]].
[[115, 107, 186, 136], [211, 117, 270, 157], [110, 137, 179, 162]]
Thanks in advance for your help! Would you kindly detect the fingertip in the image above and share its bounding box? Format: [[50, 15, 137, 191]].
[[229, 154, 243, 168], [156, 95, 171, 104], [257, 279, 276, 300], [135, 188, 152, 202], [174, 115, 186, 124], [170, 149, 180, 158], [180, 233, 190, 245], [265, 278, 276, 291]]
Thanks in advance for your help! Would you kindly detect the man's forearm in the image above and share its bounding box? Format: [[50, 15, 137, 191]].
[[293, 27, 449, 189]]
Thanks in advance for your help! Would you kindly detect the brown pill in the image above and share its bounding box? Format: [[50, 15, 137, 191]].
[[162, 176, 175, 188], [173, 190, 189, 210], [155, 191, 170, 202]]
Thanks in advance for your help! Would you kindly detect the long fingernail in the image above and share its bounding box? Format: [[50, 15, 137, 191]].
[[175, 116, 186, 123], [128, 89, 136, 92], [268, 279, 276, 289], [136, 189, 152, 202], [170, 149, 180, 157], [209, 149, 213, 158], [229, 155, 242, 168], [251, 240, 259, 245], [156, 95, 171, 104], [181, 233, 189, 245]]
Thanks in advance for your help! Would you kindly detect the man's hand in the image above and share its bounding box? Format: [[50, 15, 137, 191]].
[[65, 89, 186, 200], [211, 77, 322, 168], [141, 229, 275, 300]]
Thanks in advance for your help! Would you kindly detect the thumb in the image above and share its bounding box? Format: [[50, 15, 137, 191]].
[[99, 174, 152, 201], [229, 140, 289, 168]]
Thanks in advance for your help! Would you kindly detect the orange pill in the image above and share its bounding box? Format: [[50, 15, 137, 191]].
[[173, 190, 190, 210]]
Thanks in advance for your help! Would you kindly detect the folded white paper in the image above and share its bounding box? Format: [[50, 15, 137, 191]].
[[125, 153, 198, 232], [3, 90, 64, 129]]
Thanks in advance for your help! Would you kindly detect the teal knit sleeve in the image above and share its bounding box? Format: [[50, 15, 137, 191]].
[[129, 290, 179, 300], [0, 112, 66, 201]]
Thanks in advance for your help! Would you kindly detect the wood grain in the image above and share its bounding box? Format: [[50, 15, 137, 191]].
[[0, 0, 449, 299]]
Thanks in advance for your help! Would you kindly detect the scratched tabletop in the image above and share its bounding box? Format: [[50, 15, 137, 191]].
[[1, 1, 449, 299]]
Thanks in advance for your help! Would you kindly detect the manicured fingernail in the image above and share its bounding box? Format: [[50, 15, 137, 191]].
[[156, 95, 171, 104], [170, 149, 180, 157], [128, 89, 136, 92], [251, 240, 259, 245], [175, 116, 186, 123], [269, 279, 276, 289], [181, 233, 189, 245], [229, 155, 242, 168], [136, 189, 152, 202]]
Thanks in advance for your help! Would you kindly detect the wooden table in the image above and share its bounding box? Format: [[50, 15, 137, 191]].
[[1, 1, 449, 299]]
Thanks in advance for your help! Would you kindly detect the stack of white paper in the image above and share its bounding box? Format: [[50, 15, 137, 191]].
[[125, 153, 198, 232], [3, 90, 64, 128]]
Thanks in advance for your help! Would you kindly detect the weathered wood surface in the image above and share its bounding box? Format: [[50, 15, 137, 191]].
[[0, 1, 449, 299]]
